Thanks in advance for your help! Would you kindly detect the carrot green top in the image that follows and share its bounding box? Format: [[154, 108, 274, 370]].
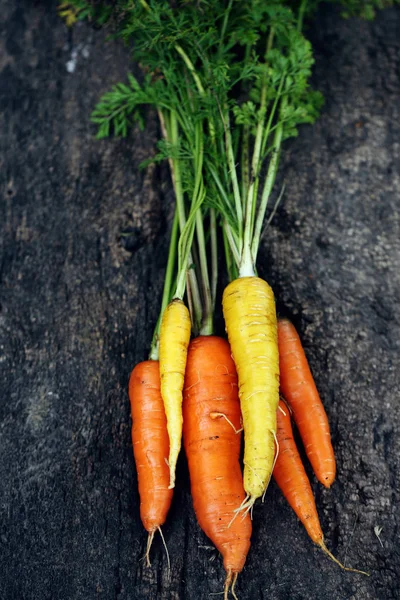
[[60, 0, 396, 294]]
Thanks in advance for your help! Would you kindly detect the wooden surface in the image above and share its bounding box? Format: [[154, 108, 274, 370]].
[[0, 2, 399, 599]]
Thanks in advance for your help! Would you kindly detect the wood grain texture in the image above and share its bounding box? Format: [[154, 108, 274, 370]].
[[0, 2, 399, 599]]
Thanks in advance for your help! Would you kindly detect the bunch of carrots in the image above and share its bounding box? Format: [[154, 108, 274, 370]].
[[58, 0, 378, 595], [128, 233, 368, 598]]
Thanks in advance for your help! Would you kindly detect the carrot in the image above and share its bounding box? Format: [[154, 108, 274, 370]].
[[222, 276, 279, 508], [273, 399, 368, 575], [277, 318, 336, 488], [128, 360, 173, 566], [183, 336, 252, 599], [159, 297, 192, 489]]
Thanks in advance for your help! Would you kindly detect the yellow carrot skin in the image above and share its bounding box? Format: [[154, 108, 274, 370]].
[[159, 298, 191, 489], [222, 276, 279, 501]]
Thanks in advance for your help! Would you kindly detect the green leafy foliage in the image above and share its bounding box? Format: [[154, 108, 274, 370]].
[[90, 73, 162, 138], [58, 1, 94, 25], [65, 0, 397, 270], [58, 0, 119, 25], [336, 0, 400, 20], [280, 90, 323, 140]]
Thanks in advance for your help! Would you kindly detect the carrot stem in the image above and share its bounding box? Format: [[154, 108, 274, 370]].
[[218, 0, 234, 57], [224, 109, 243, 246], [149, 208, 179, 361], [196, 208, 213, 336], [210, 208, 218, 312], [175, 43, 205, 95], [223, 225, 236, 283], [170, 110, 203, 324], [240, 78, 268, 277], [251, 115, 283, 263], [297, 0, 308, 32], [158, 108, 202, 325], [223, 220, 240, 270], [241, 125, 249, 210]]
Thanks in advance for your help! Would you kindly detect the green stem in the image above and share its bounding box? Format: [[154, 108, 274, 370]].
[[239, 30, 276, 278], [241, 125, 250, 210], [224, 220, 240, 268], [175, 185, 206, 300], [149, 209, 179, 360], [178, 41, 217, 151], [169, 111, 202, 327], [250, 177, 260, 241], [251, 97, 286, 262], [169, 112, 187, 236], [157, 108, 176, 191], [210, 208, 218, 312], [224, 109, 243, 247], [196, 209, 213, 336], [208, 164, 234, 216], [185, 272, 195, 335], [218, 0, 234, 57], [297, 0, 308, 32], [240, 90, 269, 277], [261, 75, 285, 158], [192, 121, 205, 212], [175, 44, 206, 95], [266, 26, 275, 59], [223, 226, 238, 282]]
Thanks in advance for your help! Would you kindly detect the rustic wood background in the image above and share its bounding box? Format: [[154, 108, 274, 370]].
[[1, 2, 399, 599]]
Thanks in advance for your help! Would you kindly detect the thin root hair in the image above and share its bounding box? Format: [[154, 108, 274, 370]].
[[278, 404, 287, 417], [228, 495, 249, 528], [144, 530, 155, 567], [231, 573, 239, 600], [210, 412, 243, 434], [320, 541, 369, 576], [224, 570, 233, 600], [232, 490, 256, 519], [158, 526, 171, 575]]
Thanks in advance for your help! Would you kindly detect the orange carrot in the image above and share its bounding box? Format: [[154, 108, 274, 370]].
[[183, 336, 252, 599], [273, 399, 368, 575], [277, 318, 336, 488], [128, 360, 173, 566], [274, 399, 324, 544]]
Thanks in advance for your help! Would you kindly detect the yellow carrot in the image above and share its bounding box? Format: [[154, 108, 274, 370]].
[[159, 298, 191, 489], [222, 276, 279, 506]]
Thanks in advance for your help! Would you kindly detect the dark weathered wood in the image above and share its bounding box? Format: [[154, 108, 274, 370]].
[[0, 2, 399, 599]]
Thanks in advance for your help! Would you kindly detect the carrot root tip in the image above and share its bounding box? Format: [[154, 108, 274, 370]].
[[168, 468, 175, 489], [319, 541, 369, 576], [224, 570, 232, 600], [223, 571, 239, 600], [145, 531, 155, 567], [231, 573, 239, 600], [157, 526, 171, 575]]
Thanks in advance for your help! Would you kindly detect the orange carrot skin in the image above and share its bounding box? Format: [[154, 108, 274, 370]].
[[274, 401, 369, 576], [278, 319, 336, 488], [129, 360, 173, 532], [183, 336, 252, 574], [273, 400, 323, 544]]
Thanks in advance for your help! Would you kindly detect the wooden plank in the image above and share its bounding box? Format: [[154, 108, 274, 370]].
[[0, 2, 399, 599]]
